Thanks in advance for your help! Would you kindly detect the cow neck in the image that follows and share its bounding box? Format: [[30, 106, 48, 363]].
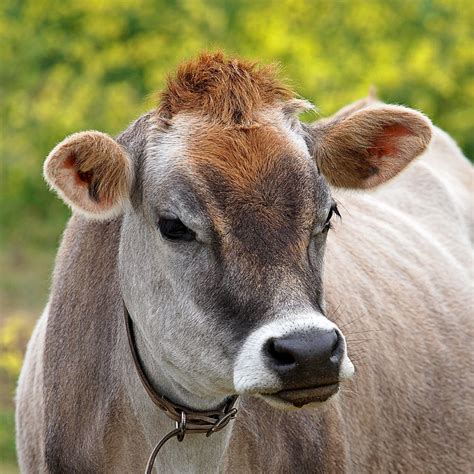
[[123, 302, 239, 474]]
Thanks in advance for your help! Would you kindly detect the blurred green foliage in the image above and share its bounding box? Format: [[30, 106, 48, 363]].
[[0, 314, 31, 467], [0, 410, 16, 467], [1, 0, 473, 322]]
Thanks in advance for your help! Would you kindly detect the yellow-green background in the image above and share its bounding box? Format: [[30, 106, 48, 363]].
[[1, 0, 473, 470]]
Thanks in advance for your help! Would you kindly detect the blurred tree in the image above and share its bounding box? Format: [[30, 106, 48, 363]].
[[0, 0, 473, 313]]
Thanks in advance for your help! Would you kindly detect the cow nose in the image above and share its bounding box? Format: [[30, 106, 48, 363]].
[[264, 330, 344, 387]]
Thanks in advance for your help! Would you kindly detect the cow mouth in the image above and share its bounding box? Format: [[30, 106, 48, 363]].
[[262, 383, 340, 408]]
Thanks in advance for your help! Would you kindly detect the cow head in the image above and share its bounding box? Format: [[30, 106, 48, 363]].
[[44, 53, 431, 410]]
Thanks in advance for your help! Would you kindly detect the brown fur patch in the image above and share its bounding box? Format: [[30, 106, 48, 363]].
[[190, 124, 290, 192], [157, 52, 294, 125]]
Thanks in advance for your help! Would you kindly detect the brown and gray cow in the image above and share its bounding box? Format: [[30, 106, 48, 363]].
[[16, 53, 473, 473]]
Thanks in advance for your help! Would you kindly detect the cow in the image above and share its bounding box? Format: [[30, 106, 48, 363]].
[[16, 52, 473, 473]]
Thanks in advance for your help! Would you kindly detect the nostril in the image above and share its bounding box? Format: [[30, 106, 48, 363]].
[[266, 338, 296, 366], [329, 330, 344, 366], [331, 330, 341, 355]]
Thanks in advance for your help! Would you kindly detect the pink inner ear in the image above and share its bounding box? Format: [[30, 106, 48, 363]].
[[368, 124, 411, 158], [64, 152, 93, 187], [64, 153, 76, 169]]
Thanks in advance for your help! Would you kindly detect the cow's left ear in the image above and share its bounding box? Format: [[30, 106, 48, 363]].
[[311, 105, 432, 189], [44, 131, 133, 219]]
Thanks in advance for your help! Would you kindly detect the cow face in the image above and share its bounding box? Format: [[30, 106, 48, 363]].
[[44, 54, 431, 410]]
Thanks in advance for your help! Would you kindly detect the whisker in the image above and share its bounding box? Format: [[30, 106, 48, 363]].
[[348, 353, 368, 363], [340, 389, 360, 400], [341, 386, 359, 395], [348, 350, 367, 356], [340, 391, 357, 400], [345, 338, 373, 344], [347, 351, 370, 358], [338, 315, 366, 329], [345, 328, 385, 336], [336, 200, 352, 219], [326, 304, 344, 325], [348, 345, 367, 352]]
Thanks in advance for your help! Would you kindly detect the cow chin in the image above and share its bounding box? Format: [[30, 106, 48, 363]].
[[257, 382, 341, 410]]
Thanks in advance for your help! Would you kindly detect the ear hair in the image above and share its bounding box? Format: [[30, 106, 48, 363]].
[[44, 131, 133, 219], [281, 98, 315, 117], [315, 92, 381, 127]]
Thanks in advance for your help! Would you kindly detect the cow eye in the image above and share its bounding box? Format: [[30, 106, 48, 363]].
[[323, 203, 340, 232], [158, 217, 195, 242]]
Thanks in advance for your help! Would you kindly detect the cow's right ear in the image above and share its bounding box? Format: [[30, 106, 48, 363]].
[[44, 131, 133, 219]]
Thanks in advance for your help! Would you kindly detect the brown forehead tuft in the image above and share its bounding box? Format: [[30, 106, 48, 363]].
[[157, 52, 294, 125], [187, 124, 296, 189]]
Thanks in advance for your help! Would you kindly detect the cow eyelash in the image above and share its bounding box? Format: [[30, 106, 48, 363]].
[[324, 203, 340, 231]]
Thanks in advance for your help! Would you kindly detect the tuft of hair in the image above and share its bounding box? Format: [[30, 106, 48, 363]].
[[157, 52, 295, 125]]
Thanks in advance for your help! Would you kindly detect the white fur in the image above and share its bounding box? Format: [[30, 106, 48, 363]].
[[145, 116, 191, 171]]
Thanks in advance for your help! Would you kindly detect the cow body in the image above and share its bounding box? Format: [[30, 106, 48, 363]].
[[16, 54, 473, 473]]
